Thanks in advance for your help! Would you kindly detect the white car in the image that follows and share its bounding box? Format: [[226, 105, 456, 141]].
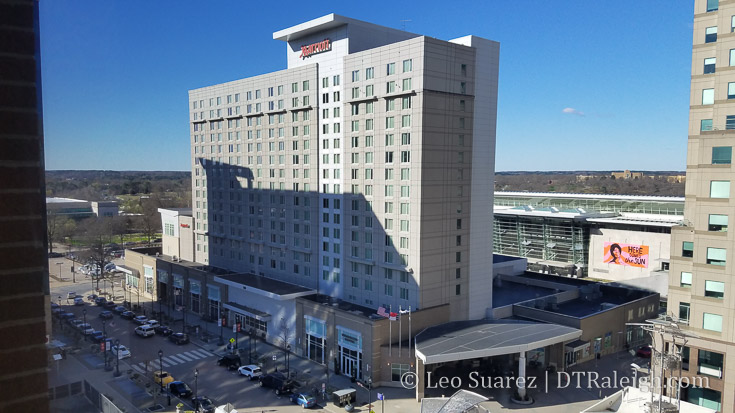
[[237, 364, 262, 380], [133, 315, 149, 325], [79, 324, 95, 335], [134, 324, 155, 338], [146, 319, 160, 328], [111, 344, 131, 359], [67, 292, 77, 299]]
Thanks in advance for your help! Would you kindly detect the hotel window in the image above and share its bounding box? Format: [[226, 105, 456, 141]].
[[710, 180, 730, 198], [302, 80, 309, 91], [402, 96, 412, 109], [701, 119, 713, 131], [322, 77, 329, 88], [705, 26, 717, 43], [680, 272, 692, 287], [712, 146, 732, 164], [725, 115, 735, 130], [403, 59, 412, 72], [679, 302, 690, 322], [268, 87, 274, 97], [387, 81, 396, 93], [333, 91, 340, 102], [386, 98, 395, 111], [702, 88, 714, 105], [278, 85, 283, 95], [366, 67, 374, 79], [333, 75, 340, 86], [456, 285, 461, 295], [366, 85, 374, 96], [400, 151, 410, 162], [460, 82, 466, 94], [707, 0, 718, 12], [333, 107, 339, 117], [400, 202, 409, 214], [729, 83, 735, 100], [703, 313, 722, 332], [732, 15, 735, 32], [351, 120, 359, 132], [322, 93, 329, 104], [291, 82, 298, 93], [386, 117, 395, 129], [705, 280, 725, 299], [682, 241, 694, 258], [401, 115, 411, 128], [709, 214, 728, 232], [704, 58, 716, 74], [351, 104, 359, 116], [402, 78, 412, 90], [387, 62, 395, 75], [352, 70, 360, 82], [707, 247, 727, 266]]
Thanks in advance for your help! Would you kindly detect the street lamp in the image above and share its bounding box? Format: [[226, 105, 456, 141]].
[[102, 319, 109, 370], [82, 309, 87, 340], [158, 297, 163, 319], [218, 303, 224, 346], [114, 339, 121, 377], [182, 305, 187, 334], [58, 296, 62, 330], [194, 368, 199, 399], [158, 350, 164, 395], [248, 328, 254, 364]]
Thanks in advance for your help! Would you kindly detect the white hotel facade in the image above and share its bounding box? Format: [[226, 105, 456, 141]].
[[151, 14, 498, 384]]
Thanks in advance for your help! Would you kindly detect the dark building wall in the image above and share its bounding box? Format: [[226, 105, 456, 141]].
[[0, 0, 50, 412]]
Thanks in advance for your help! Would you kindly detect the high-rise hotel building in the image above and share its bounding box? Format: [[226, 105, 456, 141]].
[[668, 0, 735, 410], [187, 14, 498, 322]]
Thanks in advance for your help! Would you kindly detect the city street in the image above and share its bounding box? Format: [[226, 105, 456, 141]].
[[49, 257, 335, 412]]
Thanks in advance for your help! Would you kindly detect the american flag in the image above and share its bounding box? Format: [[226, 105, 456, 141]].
[[377, 306, 389, 318]]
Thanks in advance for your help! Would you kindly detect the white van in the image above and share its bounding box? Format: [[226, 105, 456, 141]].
[[134, 324, 155, 338]]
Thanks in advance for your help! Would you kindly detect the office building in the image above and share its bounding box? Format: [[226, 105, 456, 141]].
[[667, 0, 735, 411]]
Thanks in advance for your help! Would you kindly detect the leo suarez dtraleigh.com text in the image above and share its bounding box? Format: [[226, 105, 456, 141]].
[[399, 370, 711, 392]]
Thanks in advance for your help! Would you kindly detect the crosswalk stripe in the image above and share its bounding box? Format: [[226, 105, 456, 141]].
[[176, 353, 194, 362], [131, 364, 146, 374], [167, 355, 186, 364], [163, 356, 180, 366], [191, 349, 212, 358], [162, 361, 171, 368]]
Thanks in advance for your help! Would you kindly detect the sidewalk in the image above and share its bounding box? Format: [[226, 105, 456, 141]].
[[140, 301, 420, 412]]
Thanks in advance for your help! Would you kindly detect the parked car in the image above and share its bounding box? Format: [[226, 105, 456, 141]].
[[636, 345, 652, 358], [103, 301, 116, 310], [50, 302, 59, 309], [59, 312, 74, 321], [217, 354, 242, 370], [237, 365, 262, 380], [169, 333, 189, 345], [74, 297, 84, 306], [133, 315, 149, 325], [191, 396, 215, 413], [290, 392, 317, 408], [145, 319, 160, 328], [112, 305, 126, 314], [78, 323, 94, 334], [94, 297, 107, 306], [69, 319, 83, 329], [134, 325, 156, 338], [111, 344, 131, 359], [167, 381, 192, 398], [87, 294, 98, 301], [67, 292, 77, 299], [48, 252, 64, 258], [154, 325, 173, 336], [104, 263, 116, 273], [51, 307, 64, 316], [90, 331, 106, 343], [259, 373, 296, 395], [153, 371, 175, 386], [99, 310, 113, 320], [121, 311, 136, 320]]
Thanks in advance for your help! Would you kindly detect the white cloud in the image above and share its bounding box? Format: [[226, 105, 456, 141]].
[[562, 107, 585, 116]]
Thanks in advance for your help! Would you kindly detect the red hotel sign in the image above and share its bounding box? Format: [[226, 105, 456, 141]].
[[300, 39, 331, 59], [180, 223, 190, 228]]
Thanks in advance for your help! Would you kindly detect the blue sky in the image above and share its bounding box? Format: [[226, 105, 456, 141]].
[[40, 1, 694, 172]]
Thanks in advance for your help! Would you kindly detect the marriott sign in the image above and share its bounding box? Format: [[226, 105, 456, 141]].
[[299, 39, 331, 59]]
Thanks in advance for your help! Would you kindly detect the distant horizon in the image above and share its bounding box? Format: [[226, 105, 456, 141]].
[[45, 169, 687, 174]]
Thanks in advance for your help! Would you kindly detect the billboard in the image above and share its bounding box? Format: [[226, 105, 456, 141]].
[[603, 242, 649, 268]]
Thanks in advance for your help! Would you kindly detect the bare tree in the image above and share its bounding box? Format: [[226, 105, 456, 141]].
[[47, 212, 75, 254], [76, 218, 115, 292]]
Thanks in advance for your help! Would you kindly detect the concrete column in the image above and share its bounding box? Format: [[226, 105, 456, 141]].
[[416, 357, 425, 402], [518, 351, 527, 399]]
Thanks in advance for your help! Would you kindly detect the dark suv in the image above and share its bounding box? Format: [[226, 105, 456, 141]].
[[216, 354, 241, 370], [258, 373, 295, 395]]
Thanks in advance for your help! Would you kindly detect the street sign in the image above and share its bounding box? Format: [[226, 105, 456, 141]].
[[236, 322, 241, 332], [322, 383, 326, 390], [233, 325, 237, 333], [229, 338, 235, 344], [218, 318, 222, 327], [100, 342, 105, 352], [272, 355, 277, 361], [377, 393, 384, 400]]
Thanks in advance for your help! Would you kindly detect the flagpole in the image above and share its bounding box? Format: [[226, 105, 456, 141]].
[[399, 305, 402, 358], [408, 306, 412, 358], [389, 305, 392, 357]]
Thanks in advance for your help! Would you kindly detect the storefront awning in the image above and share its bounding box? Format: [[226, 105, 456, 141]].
[[223, 302, 272, 322], [565, 339, 589, 351]]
